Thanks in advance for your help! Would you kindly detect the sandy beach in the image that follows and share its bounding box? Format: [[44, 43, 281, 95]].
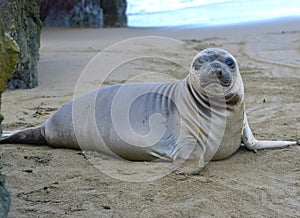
[[1, 18, 300, 217]]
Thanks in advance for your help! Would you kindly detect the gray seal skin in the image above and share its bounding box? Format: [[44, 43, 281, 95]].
[[1, 48, 297, 175]]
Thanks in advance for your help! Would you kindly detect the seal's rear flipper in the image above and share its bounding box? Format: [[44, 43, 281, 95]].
[[1, 131, 14, 139], [0, 126, 47, 145], [242, 115, 298, 152]]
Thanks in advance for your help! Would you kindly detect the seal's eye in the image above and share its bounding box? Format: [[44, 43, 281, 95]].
[[225, 58, 235, 69]]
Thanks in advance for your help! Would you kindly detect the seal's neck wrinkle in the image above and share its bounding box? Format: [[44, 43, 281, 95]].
[[225, 72, 244, 107], [179, 78, 231, 165], [186, 80, 211, 111], [186, 74, 227, 110]]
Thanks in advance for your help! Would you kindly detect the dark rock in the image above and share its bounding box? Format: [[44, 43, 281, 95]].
[[41, 0, 127, 27], [101, 0, 127, 27], [0, 157, 11, 218], [23, 169, 33, 173], [102, 205, 111, 210], [0, 0, 42, 89], [41, 0, 104, 27]]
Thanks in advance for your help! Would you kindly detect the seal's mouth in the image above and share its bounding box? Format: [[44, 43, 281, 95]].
[[219, 80, 231, 87], [206, 77, 232, 88], [203, 81, 233, 96], [205, 80, 231, 87]]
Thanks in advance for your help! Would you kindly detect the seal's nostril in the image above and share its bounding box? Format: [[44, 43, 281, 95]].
[[213, 69, 222, 78], [216, 70, 222, 78], [210, 62, 223, 78]]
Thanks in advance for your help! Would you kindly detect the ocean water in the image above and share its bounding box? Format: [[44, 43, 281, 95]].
[[126, 0, 300, 27]]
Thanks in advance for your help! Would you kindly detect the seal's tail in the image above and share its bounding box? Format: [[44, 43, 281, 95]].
[[0, 126, 47, 145]]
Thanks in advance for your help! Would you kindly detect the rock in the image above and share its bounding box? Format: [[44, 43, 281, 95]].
[[101, 0, 127, 27], [0, 22, 20, 133], [0, 32, 19, 93], [41, 0, 104, 27], [41, 0, 127, 27], [0, 0, 42, 89], [0, 157, 10, 218], [0, 20, 19, 218], [0, 32, 19, 94]]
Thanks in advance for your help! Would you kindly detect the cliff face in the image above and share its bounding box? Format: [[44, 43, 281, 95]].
[[41, 0, 127, 27], [41, 0, 104, 27], [0, 22, 19, 218], [0, 23, 20, 132], [0, 0, 42, 89], [0, 33, 19, 95]]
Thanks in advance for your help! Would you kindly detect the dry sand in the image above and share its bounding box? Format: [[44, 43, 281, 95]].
[[1, 18, 300, 217]]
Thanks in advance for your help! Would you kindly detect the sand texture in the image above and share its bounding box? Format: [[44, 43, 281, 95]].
[[1, 18, 300, 217]]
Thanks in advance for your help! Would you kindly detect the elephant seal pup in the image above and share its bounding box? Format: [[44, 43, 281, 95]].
[[1, 48, 297, 175]]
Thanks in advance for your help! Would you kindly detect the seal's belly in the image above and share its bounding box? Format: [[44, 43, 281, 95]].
[[74, 83, 182, 161]]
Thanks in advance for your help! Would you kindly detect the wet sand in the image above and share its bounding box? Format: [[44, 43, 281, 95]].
[[1, 18, 300, 217]]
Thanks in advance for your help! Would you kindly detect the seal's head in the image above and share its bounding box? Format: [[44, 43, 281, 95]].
[[189, 48, 241, 98]]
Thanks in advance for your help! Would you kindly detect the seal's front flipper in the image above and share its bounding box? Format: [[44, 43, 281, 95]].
[[171, 138, 205, 175], [242, 114, 297, 152]]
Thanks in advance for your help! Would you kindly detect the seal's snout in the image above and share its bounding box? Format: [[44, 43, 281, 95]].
[[210, 62, 222, 69], [210, 62, 231, 87], [211, 63, 223, 78], [212, 68, 224, 81]]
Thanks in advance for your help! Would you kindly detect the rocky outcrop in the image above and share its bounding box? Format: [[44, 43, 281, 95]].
[[0, 24, 20, 132], [0, 0, 42, 89], [101, 0, 127, 27], [0, 22, 19, 218], [41, 0, 104, 27], [41, 0, 127, 27], [0, 157, 10, 218]]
